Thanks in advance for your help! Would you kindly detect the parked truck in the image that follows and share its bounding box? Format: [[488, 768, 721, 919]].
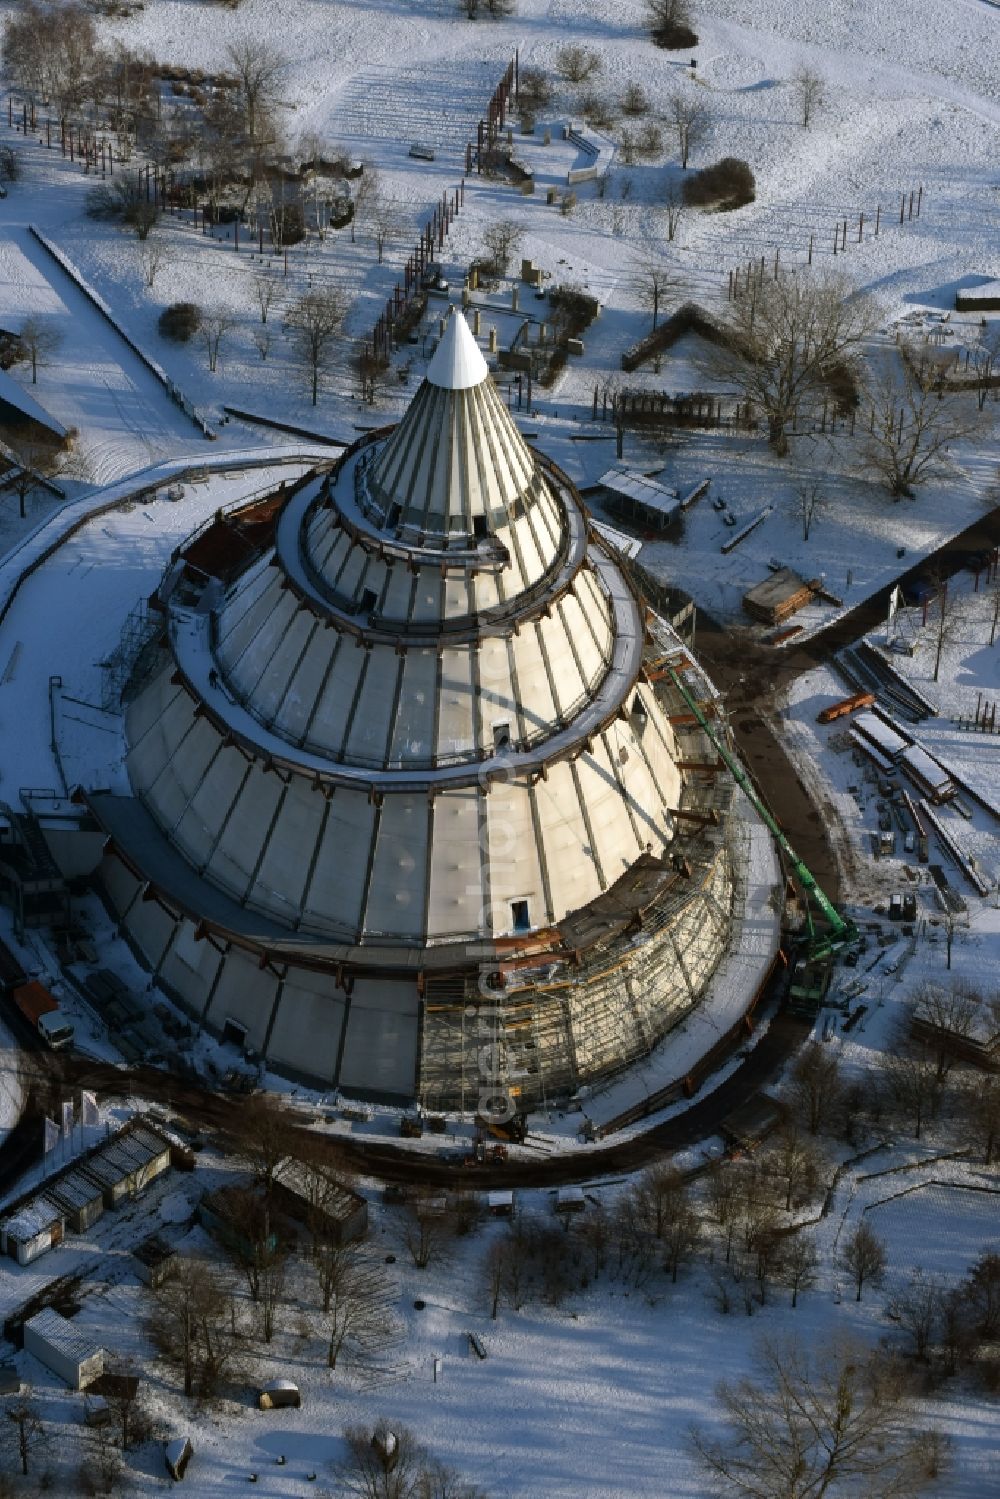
[[11, 982, 74, 1050]]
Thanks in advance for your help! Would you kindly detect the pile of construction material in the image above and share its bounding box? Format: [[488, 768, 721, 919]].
[[743, 568, 815, 625]]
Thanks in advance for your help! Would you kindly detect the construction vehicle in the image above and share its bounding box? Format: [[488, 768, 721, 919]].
[[664, 665, 857, 1012], [475, 1112, 527, 1145], [10, 981, 74, 1050], [464, 1140, 508, 1167]]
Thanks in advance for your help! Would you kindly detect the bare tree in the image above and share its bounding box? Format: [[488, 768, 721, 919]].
[[712, 270, 879, 456], [419, 1457, 490, 1499], [200, 308, 236, 373], [864, 344, 983, 498], [889, 1269, 945, 1362], [966, 1073, 1000, 1165], [706, 1160, 742, 1264], [792, 66, 826, 129], [777, 1233, 819, 1308], [4, 1393, 43, 1476], [965, 1251, 1000, 1338], [796, 479, 825, 541], [87, 175, 159, 239], [662, 180, 685, 241], [253, 275, 277, 324], [138, 238, 164, 289], [350, 162, 382, 245], [481, 220, 524, 278], [101, 1361, 145, 1453], [790, 1041, 842, 1135], [668, 92, 708, 170], [556, 45, 602, 83], [691, 1339, 944, 1499], [322, 1244, 394, 1370], [336, 1423, 424, 1499], [284, 288, 345, 405], [646, 0, 696, 45], [403, 1192, 454, 1269], [0, 438, 65, 518], [636, 263, 680, 332], [840, 1220, 887, 1302], [912, 980, 985, 1082], [971, 324, 1000, 412], [252, 325, 273, 361], [16, 316, 61, 385], [763, 1120, 823, 1212], [371, 200, 401, 265], [483, 1238, 507, 1320], [227, 37, 287, 164], [148, 1255, 244, 1399]]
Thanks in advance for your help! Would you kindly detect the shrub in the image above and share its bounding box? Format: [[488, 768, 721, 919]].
[[159, 302, 202, 342], [556, 45, 601, 83], [652, 18, 697, 48], [682, 157, 755, 211], [518, 67, 553, 110], [621, 83, 650, 116]]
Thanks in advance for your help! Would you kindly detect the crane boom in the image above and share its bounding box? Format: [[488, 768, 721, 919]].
[[664, 664, 854, 951]]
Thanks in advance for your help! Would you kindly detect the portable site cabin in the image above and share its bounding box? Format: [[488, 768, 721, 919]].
[[132, 1233, 177, 1288], [554, 1186, 586, 1215], [79, 1151, 133, 1210], [271, 1160, 369, 1246], [44, 1168, 105, 1234], [80, 1122, 172, 1208], [486, 1189, 514, 1217], [0, 1196, 64, 1265], [599, 468, 680, 535], [0, 1366, 22, 1396], [23, 1308, 104, 1390]]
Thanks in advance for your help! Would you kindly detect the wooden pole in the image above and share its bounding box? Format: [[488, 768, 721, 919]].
[[874, 204, 880, 237], [808, 233, 813, 265]]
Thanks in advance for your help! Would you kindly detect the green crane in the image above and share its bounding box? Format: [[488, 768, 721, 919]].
[[664, 664, 856, 969]]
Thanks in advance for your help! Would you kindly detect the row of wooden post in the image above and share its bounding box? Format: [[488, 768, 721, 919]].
[[726, 186, 923, 299], [366, 181, 466, 365]]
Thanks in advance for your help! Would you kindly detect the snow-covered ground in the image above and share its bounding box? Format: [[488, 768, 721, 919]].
[[0, 0, 997, 1491]]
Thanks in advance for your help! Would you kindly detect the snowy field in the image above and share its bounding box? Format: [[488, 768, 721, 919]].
[[0, 0, 997, 1492]]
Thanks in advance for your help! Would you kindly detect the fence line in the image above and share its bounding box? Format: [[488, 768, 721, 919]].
[[28, 224, 216, 441]]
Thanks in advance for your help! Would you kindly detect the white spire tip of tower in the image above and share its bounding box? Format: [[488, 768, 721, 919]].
[[426, 308, 489, 391]]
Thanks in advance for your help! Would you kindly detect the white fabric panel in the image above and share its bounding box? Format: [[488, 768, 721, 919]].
[[335, 544, 368, 600], [380, 565, 413, 622], [442, 575, 469, 621], [507, 510, 547, 587], [252, 610, 316, 724], [575, 742, 644, 882], [204, 951, 277, 1052], [275, 625, 331, 742], [101, 854, 139, 917], [540, 615, 587, 718], [363, 795, 428, 937], [250, 776, 319, 922], [337, 980, 419, 1096], [226, 589, 299, 691], [476, 637, 517, 747], [217, 568, 283, 669], [409, 571, 442, 624], [471, 570, 500, 614], [534, 763, 602, 920], [484, 781, 545, 931], [604, 719, 668, 851], [436, 649, 476, 760], [559, 590, 609, 682], [173, 745, 247, 861], [426, 789, 483, 938], [511, 627, 557, 742], [125, 896, 176, 969], [160, 929, 223, 1016], [300, 790, 376, 934], [203, 769, 283, 897], [304, 641, 365, 756], [390, 651, 438, 763], [344, 649, 398, 766], [266, 975, 345, 1080], [125, 667, 177, 752]]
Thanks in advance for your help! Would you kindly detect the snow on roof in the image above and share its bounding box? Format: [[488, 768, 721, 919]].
[[261, 1378, 300, 1393], [0, 367, 68, 439], [25, 1307, 103, 1361], [1, 1197, 62, 1240], [426, 309, 488, 390], [599, 468, 680, 520]]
